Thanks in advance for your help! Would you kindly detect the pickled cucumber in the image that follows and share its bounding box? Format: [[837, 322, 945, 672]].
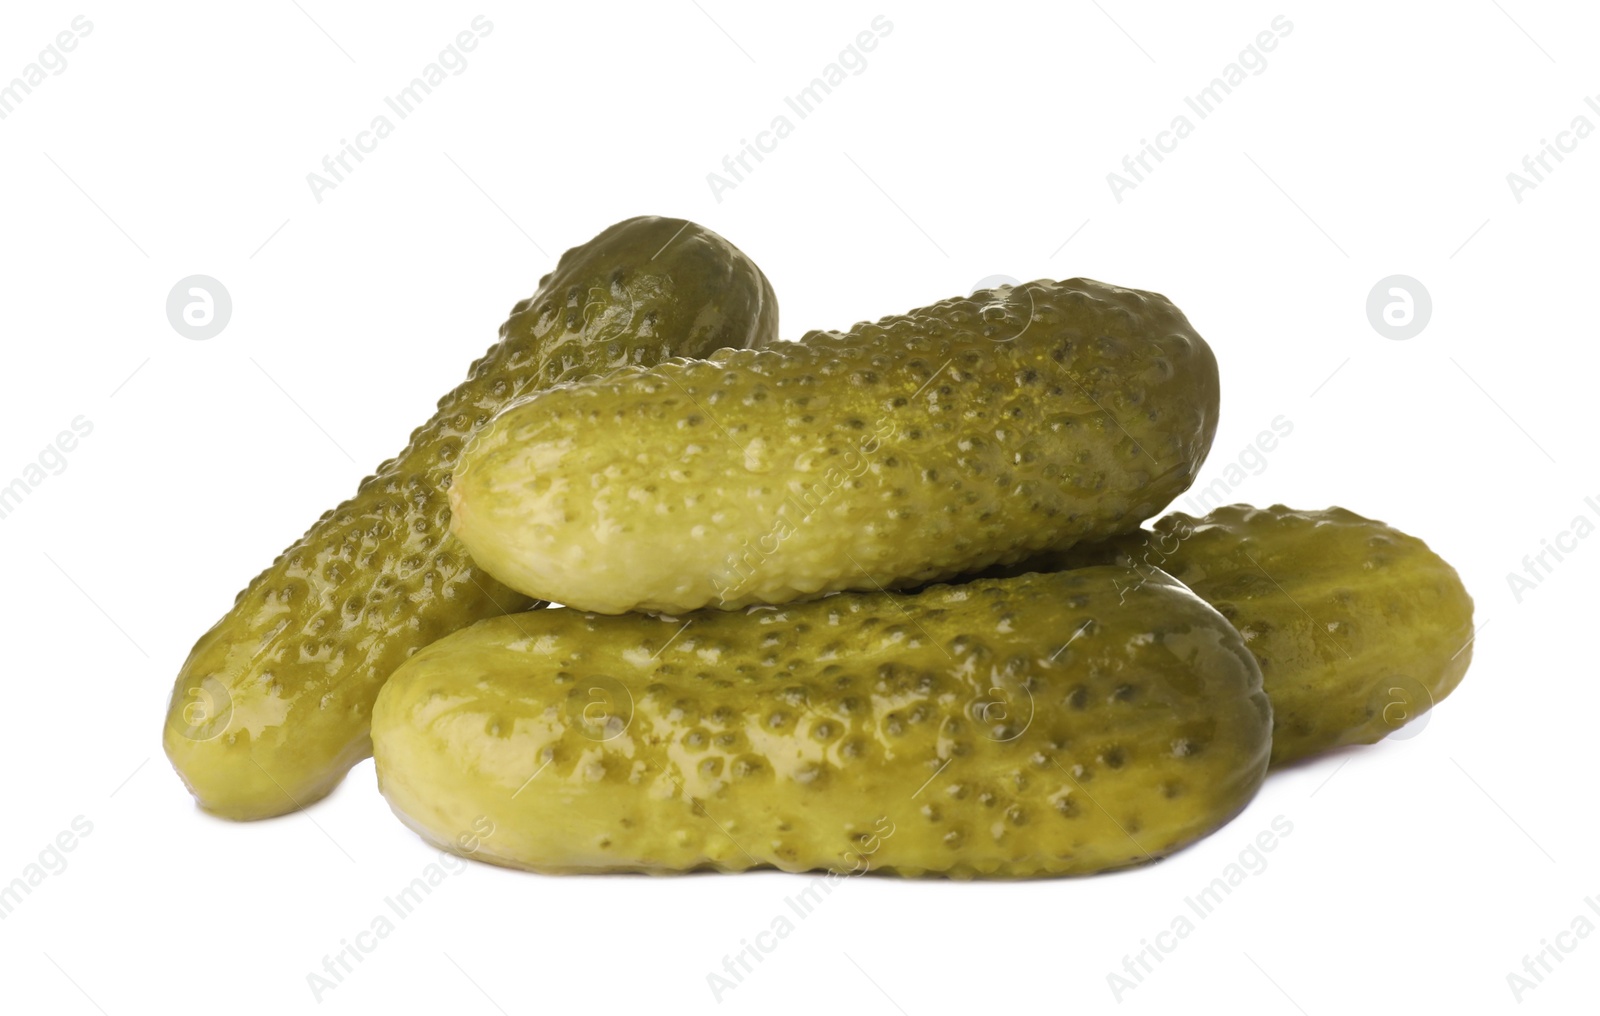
[[371, 566, 1271, 877], [1031, 505, 1475, 766], [449, 278, 1220, 615], [163, 217, 779, 820]]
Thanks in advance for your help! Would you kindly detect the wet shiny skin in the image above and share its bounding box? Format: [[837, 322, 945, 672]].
[[163, 216, 780, 819]]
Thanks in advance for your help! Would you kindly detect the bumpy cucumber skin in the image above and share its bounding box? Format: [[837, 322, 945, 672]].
[[371, 566, 1270, 878], [163, 217, 779, 820], [1038, 505, 1475, 767], [450, 278, 1220, 615]]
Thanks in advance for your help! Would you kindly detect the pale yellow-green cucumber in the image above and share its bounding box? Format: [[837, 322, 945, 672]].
[[372, 566, 1271, 877], [450, 278, 1220, 614]]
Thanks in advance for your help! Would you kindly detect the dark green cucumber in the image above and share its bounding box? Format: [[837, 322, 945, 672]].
[[1022, 504, 1475, 766]]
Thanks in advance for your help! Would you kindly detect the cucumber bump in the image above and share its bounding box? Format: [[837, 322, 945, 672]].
[[450, 278, 1220, 614], [1027, 504, 1476, 766], [371, 566, 1272, 877], [163, 217, 779, 819]]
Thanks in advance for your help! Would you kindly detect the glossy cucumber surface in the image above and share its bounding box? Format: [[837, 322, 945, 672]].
[[164, 217, 779, 819], [450, 278, 1220, 614], [1030, 504, 1475, 766], [372, 566, 1271, 877]]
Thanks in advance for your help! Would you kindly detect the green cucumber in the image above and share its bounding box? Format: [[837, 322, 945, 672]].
[[163, 217, 779, 819], [449, 278, 1220, 614], [1028, 504, 1475, 766], [371, 566, 1271, 877]]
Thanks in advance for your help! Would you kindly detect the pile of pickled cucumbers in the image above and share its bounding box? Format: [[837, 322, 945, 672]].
[[163, 216, 1473, 878]]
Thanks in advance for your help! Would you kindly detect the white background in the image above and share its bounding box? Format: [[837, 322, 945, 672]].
[[1, 2, 1595, 1013]]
